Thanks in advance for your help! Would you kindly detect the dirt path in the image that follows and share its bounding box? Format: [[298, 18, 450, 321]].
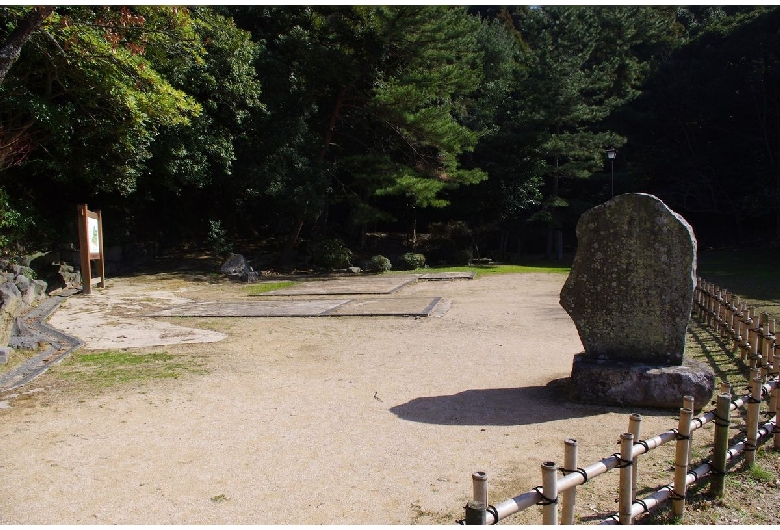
[[0, 272, 684, 524]]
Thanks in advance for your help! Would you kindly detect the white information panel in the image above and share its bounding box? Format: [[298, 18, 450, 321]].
[[88, 216, 100, 254]]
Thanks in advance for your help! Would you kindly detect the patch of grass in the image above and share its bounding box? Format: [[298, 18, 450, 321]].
[[747, 463, 777, 483], [697, 247, 780, 313], [57, 350, 204, 389], [392, 263, 571, 277], [246, 281, 297, 295]]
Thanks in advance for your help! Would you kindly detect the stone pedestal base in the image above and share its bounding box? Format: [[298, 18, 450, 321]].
[[569, 353, 715, 410]]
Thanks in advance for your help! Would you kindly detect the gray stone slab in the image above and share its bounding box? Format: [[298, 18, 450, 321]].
[[252, 276, 418, 296], [324, 297, 443, 317], [417, 272, 475, 280], [147, 297, 444, 318], [149, 300, 351, 317]]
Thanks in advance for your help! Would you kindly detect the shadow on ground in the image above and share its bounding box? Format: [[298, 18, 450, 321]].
[[389, 378, 671, 427]]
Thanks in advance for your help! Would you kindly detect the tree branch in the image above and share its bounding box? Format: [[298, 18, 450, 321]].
[[0, 6, 55, 84]]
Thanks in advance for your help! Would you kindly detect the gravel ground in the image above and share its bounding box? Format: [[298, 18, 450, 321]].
[[0, 272, 687, 524]]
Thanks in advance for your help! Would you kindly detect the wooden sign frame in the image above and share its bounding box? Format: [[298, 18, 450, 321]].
[[77, 204, 105, 294]]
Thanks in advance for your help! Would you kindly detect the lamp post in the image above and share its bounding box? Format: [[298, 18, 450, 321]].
[[606, 147, 617, 198]]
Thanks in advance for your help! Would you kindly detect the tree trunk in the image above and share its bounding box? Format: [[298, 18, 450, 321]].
[[279, 87, 349, 266], [546, 160, 560, 259], [0, 7, 53, 84], [277, 216, 304, 270]]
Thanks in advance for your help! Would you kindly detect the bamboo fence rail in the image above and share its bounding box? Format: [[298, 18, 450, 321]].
[[457, 277, 780, 525]]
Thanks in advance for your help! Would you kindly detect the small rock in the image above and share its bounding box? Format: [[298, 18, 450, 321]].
[[0, 345, 11, 364], [347, 267, 362, 274]]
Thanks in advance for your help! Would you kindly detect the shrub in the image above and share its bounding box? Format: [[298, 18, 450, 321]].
[[368, 255, 392, 273], [425, 220, 474, 265], [453, 248, 473, 266], [312, 238, 352, 269], [398, 252, 426, 270], [206, 219, 232, 258]]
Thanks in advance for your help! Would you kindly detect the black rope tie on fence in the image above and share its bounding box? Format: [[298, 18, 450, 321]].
[[744, 441, 758, 454], [487, 504, 499, 525], [558, 466, 589, 484], [673, 431, 691, 442], [669, 489, 687, 502], [704, 459, 726, 476], [634, 439, 651, 453], [713, 413, 730, 428], [611, 453, 633, 469], [692, 416, 705, 429], [532, 486, 558, 506], [632, 499, 650, 514], [747, 395, 762, 405]]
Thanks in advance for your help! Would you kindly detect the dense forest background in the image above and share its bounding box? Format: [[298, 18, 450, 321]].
[[2, 6, 780, 270]]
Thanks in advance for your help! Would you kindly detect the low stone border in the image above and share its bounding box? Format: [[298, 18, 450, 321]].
[[0, 296, 83, 392]]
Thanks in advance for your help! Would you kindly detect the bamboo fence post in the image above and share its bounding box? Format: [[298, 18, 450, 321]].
[[760, 313, 771, 379], [618, 433, 634, 525], [720, 290, 730, 337], [695, 278, 704, 320], [728, 294, 738, 336], [464, 501, 487, 525], [733, 301, 743, 356], [720, 381, 731, 395], [774, 382, 780, 450], [672, 407, 693, 519], [745, 376, 762, 467], [472, 471, 488, 511], [628, 413, 642, 503], [708, 287, 717, 327], [767, 317, 776, 374], [741, 307, 751, 361], [683, 396, 694, 465], [749, 312, 760, 368], [710, 393, 731, 497], [541, 461, 558, 525], [560, 439, 577, 525]]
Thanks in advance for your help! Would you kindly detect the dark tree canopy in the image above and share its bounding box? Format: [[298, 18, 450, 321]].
[[1, 6, 778, 263]]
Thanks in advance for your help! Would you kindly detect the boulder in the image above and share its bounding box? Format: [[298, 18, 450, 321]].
[[560, 194, 713, 409], [220, 254, 262, 283], [0, 346, 10, 365], [560, 193, 697, 365], [569, 354, 715, 410], [220, 254, 247, 277], [1, 282, 25, 346]]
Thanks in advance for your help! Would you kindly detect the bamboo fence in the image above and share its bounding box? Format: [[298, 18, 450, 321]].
[[458, 277, 780, 525]]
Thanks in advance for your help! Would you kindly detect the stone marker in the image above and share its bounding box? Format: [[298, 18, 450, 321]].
[[219, 253, 261, 283], [220, 253, 247, 276], [560, 193, 714, 409]]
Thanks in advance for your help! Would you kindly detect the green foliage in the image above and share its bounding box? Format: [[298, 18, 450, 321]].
[[3, 5, 780, 263], [206, 219, 232, 258], [398, 252, 426, 271], [747, 463, 776, 483], [312, 238, 352, 269], [368, 255, 392, 273], [628, 6, 780, 243], [425, 220, 474, 265], [0, 186, 20, 252], [452, 249, 473, 266]]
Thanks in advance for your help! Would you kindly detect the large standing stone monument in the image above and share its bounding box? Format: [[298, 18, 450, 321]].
[[560, 193, 714, 409]]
